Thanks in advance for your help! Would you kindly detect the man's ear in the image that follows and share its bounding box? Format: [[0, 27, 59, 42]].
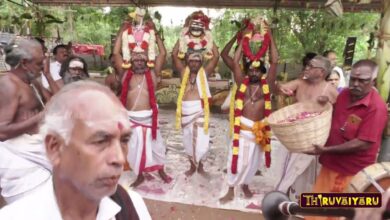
[[19, 58, 28, 68], [45, 133, 65, 167]]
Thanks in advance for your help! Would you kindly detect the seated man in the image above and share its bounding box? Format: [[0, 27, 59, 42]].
[[0, 39, 59, 203], [59, 56, 90, 84], [0, 81, 151, 220]]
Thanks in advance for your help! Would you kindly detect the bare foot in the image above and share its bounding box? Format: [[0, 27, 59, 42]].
[[242, 184, 253, 198], [219, 187, 234, 204], [158, 169, 172, 183], [197, 161, 206, 174], [185, 159, 196, 177], [130, 174, 145, 188]]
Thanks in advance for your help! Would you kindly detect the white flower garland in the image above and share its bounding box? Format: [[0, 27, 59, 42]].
[[178, 27, 213, 59], [121, 26, 156, 68]]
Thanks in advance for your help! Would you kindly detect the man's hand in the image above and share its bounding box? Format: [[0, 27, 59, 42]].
[[303, 144, 327, 155], [280, 87, 294, 96], [145, 20, 156, 30], [120, 21, 132, 32]]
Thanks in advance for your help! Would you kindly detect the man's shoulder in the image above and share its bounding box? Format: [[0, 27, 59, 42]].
[[369, 89, 388, 111], [0, 73, 18, 91], [0, 194, 46, 219], [111, 185, 151, 220]]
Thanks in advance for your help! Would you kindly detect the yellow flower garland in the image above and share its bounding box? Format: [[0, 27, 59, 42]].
[[228, 83, 238, 137], [230, 75, 272, 172], [176, 67, 210, 134]]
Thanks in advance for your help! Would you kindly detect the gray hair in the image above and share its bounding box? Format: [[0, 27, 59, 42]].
[[352, 59, 378, 80], [39, 80, 121, 144], [4, 39, 42, 68]]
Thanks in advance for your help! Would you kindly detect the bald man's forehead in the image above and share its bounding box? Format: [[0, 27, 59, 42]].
[[351, 66, 373, 79]]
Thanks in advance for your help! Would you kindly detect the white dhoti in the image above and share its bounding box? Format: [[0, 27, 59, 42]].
[[227, 117, 263, 186], [276, 151, 320, 201], [127, 110, 166, 175], [181, 100, 210, 164], [0, 134, 51, 203]]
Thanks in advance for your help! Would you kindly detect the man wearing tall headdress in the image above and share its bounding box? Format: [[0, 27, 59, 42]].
[[172, 11, 219, 176], [113, 8, 170, 187], [219, 17, 278, 203]]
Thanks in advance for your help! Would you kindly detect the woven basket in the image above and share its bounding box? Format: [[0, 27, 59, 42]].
[[268, 102, 333, 153]]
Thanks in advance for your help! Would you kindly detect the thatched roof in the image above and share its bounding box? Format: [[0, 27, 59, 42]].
[[30, 0, 383, 12]]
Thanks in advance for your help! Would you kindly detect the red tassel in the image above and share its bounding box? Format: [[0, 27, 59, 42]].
[[144, 69, 158, 140], [120, 69, 133, 106], [234, 125, 240, 134], [265, 151, 271, 168], [231, 155, 238, 174]]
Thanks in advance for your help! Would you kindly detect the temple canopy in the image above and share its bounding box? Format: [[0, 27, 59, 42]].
[[29, 0, 383, 12]]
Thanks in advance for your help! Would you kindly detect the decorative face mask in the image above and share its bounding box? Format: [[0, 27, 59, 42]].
[[189, 20, 205, 37]]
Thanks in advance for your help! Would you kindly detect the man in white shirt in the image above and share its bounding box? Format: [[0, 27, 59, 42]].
[[41, 44, 68, 89], [0, 81, 151, 220]]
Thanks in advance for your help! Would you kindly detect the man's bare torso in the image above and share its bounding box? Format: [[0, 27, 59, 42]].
[[295, 80, 337, 104], [125, 72, 157, 111], [242, 83, 265, 122], [0, 73, 42, 134]]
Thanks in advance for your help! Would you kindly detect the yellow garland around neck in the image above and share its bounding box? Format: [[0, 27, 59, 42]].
[[175, 67, 210, 133], [229, 83, 238, 137], [230, 76, 272, 149]]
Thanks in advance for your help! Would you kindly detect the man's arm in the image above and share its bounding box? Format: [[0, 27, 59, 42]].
[[232, 42, 244, 85], [154, 32, 166, 77], [113, 22, 131, 81], [311, 139, 372, 154], [278, 79, 300, 96], [171, 40, 185, 77], [31, 79, 51, 103], [221, 34, 237, 71], [0, 79, 42, 141], [266, 30, 279, 94], [42, 55, 61, 97], [204, 43, 219, 76]]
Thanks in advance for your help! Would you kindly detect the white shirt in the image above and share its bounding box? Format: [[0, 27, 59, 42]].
[[41, 61, 62, 89], [0, 178, 151, 220]]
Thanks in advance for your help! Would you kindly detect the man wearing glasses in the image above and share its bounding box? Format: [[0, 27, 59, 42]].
[[276, 55, 339, 201]]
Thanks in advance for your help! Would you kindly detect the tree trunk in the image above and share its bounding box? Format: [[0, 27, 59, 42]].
[[376, 0, 390, 162]]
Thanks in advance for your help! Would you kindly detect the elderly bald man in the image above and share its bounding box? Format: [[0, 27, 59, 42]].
[[0, 81, 151, 220]]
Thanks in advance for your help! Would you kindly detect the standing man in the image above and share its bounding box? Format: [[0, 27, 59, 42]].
[[0, 81, 151, 219], [276, 55, 339, 201], [305, 60, 387, 200], [172, 11, 219, 177], [0, 39, 58, 203], [113, 16, 170, 187], [219, 21, 278, 202], [41, 44, 68, 89]]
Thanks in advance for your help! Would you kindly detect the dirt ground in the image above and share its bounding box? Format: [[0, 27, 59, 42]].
[[144, 198, 264, 220]]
